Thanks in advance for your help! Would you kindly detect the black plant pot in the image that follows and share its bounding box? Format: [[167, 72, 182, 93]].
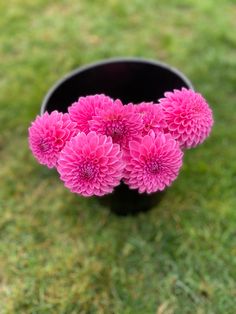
[[41, 58, 193, 215]]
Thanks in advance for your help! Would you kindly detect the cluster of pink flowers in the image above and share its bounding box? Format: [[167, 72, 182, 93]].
[[29, 88, 213, 197]]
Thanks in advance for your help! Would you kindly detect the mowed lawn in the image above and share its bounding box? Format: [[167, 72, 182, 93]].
[[0, 0, 236, 313]]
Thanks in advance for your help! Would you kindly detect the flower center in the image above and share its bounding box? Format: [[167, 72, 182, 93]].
[[39, 139, 51, 153], [145, 160, 160, 175], [105, 120, 126, 143], [79, 162, 98, 181]]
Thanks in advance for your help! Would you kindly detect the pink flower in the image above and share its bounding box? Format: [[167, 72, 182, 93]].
[[135, 102, 167, 135], [28, 111, 78, 168], [68, 94, 114, 133], [57, 132, 124, 197], [89, 102, 143, 150], [123, 133, 183, 194], [159, 88, 214, 149]]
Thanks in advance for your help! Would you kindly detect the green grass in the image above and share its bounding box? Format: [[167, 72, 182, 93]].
[[1, 0, 236, 313]]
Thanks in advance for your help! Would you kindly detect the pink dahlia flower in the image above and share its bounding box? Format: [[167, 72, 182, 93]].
[[159, 88, 214, 149], [57, 132, 124, 197], [28, 111, 78, 168], [89, 102, 143, 150], [135, 102, 167, 136], [68, 94, 114, 133], [123, 133, 183, 194]]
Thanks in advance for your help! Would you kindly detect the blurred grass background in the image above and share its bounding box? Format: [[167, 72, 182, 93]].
[[0, 0, 236, 313]]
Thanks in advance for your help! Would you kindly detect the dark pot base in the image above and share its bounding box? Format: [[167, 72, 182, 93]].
[[99, 182, 165, 216]]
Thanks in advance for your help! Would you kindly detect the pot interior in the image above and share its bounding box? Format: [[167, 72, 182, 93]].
[[41, 59, 192, 113]]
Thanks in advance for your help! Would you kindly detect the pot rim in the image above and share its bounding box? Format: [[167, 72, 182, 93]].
[[41, 57, 194, 115]]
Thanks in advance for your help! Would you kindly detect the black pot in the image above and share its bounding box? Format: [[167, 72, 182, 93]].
[[41, 58, 193, 215]]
